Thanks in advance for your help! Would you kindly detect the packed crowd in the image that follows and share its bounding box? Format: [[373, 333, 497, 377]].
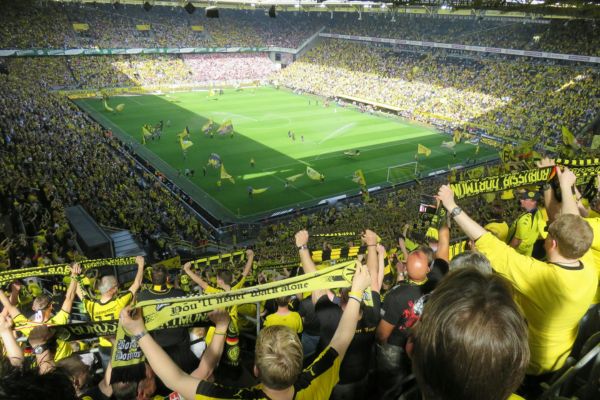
[[277, 39, 599, 146], [1, 0, 599, 56], [1, 161, 599, 400], [183, 54, 279, 84], [0, 73, 210, 272]]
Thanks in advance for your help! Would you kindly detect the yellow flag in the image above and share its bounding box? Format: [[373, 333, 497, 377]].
[[561, 126, 578, 147], [352, 170, 366, 186], [103, 99, 114, 113], [220, 164, 235, 184], [142, 126, 152, 137], [417, 144, 431, 157], [179, 137, 193, 151], [286, 173, 304, 182], [306, 166, 323, 181]]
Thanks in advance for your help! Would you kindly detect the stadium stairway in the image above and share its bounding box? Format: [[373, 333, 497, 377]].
[[108, 229, 145, 257]]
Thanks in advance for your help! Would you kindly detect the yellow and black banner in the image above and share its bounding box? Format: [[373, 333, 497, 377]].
[[0, 256, 136, 284], [449, 160, 600, 199], [136, 24, 151, 31], [112, 260, 360, 374], [187, 251, 246, 270]]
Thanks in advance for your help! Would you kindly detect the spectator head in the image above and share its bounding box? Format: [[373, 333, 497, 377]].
[[275, 295, 291, 308], [32, 294, 53, 321], [56, 355, 91, 396], [254, 325, 303, 390], [150, 265, 167, 286], [216, 269, 233, 288], [98, 275, 119, 297], [545, 214, 593, 260], [0, 361, 77, 400], [406, 246, 433, 282], [449, 251, 492, 275], [411, 268, 529, 400], [518, 190, 538, 211]]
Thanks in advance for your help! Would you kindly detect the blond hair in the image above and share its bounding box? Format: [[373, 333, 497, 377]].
[[255, 325, 303, 390]]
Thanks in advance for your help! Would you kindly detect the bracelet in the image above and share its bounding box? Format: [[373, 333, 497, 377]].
[[133, 330, 148, 342], [348, 291, 363, 299], [213, 331, 227, 336], [348, 295, 362, 304], [298, 244, 309, 251]]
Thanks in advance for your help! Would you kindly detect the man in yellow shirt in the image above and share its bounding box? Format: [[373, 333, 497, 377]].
[[264, 296, 303, 335], [507, 191, 547, 258], [436, 167, 596, 382], [0, 269, 78, 361], [73, 255, 145, 368]]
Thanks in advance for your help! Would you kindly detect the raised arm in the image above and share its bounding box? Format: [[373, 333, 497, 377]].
[[59, 265, 80, 314], [0, 315, 23, 367], [436, 225, 450, 263], [374, 244, 386, 293], [191, 309, 230, 380], [120, 306, 201, 400], [0, 287, 20, 319], [240, 249, 255, 278], [329, 262, 371, 360], [70, 263, 86, 301], [183, 262, 209, 290], [128, 255, 145, 295], [363, 230, 379, 290], [436, 185, 487, 241], [557, 167, 580, 216], [295, 230, 326, 304]]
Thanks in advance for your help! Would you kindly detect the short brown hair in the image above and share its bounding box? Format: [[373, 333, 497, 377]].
[[255, 326, 303, 390], [216, 269, 233, 286], [412, 268, 529, 400], [548, 214, 593, 259], [151, 265, 167, 285]]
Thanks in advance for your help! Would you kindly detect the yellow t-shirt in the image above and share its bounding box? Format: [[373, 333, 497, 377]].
[[13, 309, 72, 361], [203, 277, 246, 333], [83, 291, 133, 347], [510, 209, 546, 256], [264, 311, 303, 334], [484, 220, 509, 243], [476, 232, 597, 375], [584, 217, 600, 304]]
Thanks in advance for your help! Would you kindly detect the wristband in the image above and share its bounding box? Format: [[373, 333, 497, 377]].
[[133, 330, 148, 342], [348, 295, 362, 304], [348, 291, 363, 299], [297, 245, 309, 251], [213, 331, 227, 336]]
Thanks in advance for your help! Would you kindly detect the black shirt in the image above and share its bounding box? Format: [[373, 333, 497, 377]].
[[381, 282, 431, 347], [138, 286, 189, 348], [315, 292, 381, 384], [298, 297, 320, 336]]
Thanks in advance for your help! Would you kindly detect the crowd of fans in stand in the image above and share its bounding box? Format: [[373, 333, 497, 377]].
[[1, 0, 599, 55], [1, 2, 600, 398], [1, 162, 599, 400], [278, 39, 599, 146], [0, 73, 210, 272]]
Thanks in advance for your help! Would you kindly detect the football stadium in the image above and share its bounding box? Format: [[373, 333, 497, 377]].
[[0, 0, 599, 399]]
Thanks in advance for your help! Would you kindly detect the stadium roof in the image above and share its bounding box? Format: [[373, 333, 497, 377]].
[[49, 0, 600, 19]]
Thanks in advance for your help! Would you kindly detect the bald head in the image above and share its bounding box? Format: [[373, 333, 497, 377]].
[[407, 251, 430, 282]]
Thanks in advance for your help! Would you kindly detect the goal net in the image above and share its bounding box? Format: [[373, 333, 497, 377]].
[[386, 162, 418, 184]]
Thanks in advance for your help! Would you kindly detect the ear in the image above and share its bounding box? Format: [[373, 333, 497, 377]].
[[253, 365, 259, 378], [405, 336, 414, 360]]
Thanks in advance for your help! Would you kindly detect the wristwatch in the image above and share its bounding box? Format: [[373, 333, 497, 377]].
[[133, 330, 148, 343], [297, 244, 309, 251], [33, 344, 48, 355], [450, 206, 463, 218]]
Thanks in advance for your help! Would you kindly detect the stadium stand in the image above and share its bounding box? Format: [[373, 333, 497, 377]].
[[1, 1, 599, 399]]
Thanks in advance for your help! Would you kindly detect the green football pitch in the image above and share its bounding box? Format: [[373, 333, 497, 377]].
[[75, 87, 497, 222]]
